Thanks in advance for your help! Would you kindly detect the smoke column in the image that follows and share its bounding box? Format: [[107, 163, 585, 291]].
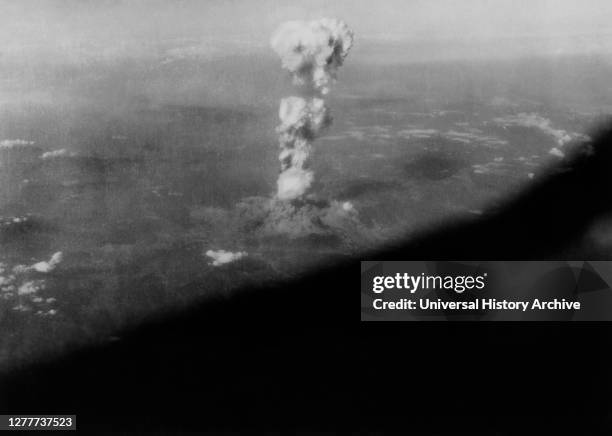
[[271, 18, 354, 201]]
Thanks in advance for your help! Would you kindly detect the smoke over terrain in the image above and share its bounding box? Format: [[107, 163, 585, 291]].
[[214, 18, 367, 245]]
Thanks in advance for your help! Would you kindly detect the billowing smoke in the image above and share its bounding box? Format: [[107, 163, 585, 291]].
[[276, 96, 331, 200], [189, 19, 367, 247], [271, 18, 354, 201], [271, 18, 354, 95]]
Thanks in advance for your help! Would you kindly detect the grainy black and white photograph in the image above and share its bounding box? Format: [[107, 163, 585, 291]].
[[1, 0, 612, 433]]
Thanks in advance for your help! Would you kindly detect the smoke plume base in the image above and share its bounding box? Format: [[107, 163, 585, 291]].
[[235, 196, 361, 241]]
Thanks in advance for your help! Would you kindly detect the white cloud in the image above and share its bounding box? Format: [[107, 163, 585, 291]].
[[549, 147, 565, 158], [397, 128, 439, 139], [342, 201, 356, 212], [12, 304, 30, 312], [31, 251, 63, 273], [161, 43, 221, 64], [0, 139, 35, 148], [18, 281, 43, 296], [0, 252, 62, 313], [205, 249, 247, 267], [493, 113, 587, 147], [40, 149, 76, 159], [445, 130, 508, 148], [10, 251, 63, 275]]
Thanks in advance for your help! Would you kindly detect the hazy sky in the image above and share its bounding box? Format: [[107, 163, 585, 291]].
[[1, 0, 611, 60]]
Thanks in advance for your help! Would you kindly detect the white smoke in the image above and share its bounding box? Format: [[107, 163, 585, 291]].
[[271, 18, 354, 95], [271, 18, 354, 201], [276, 96, 331, 200], [277, 166, 314, 201]]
